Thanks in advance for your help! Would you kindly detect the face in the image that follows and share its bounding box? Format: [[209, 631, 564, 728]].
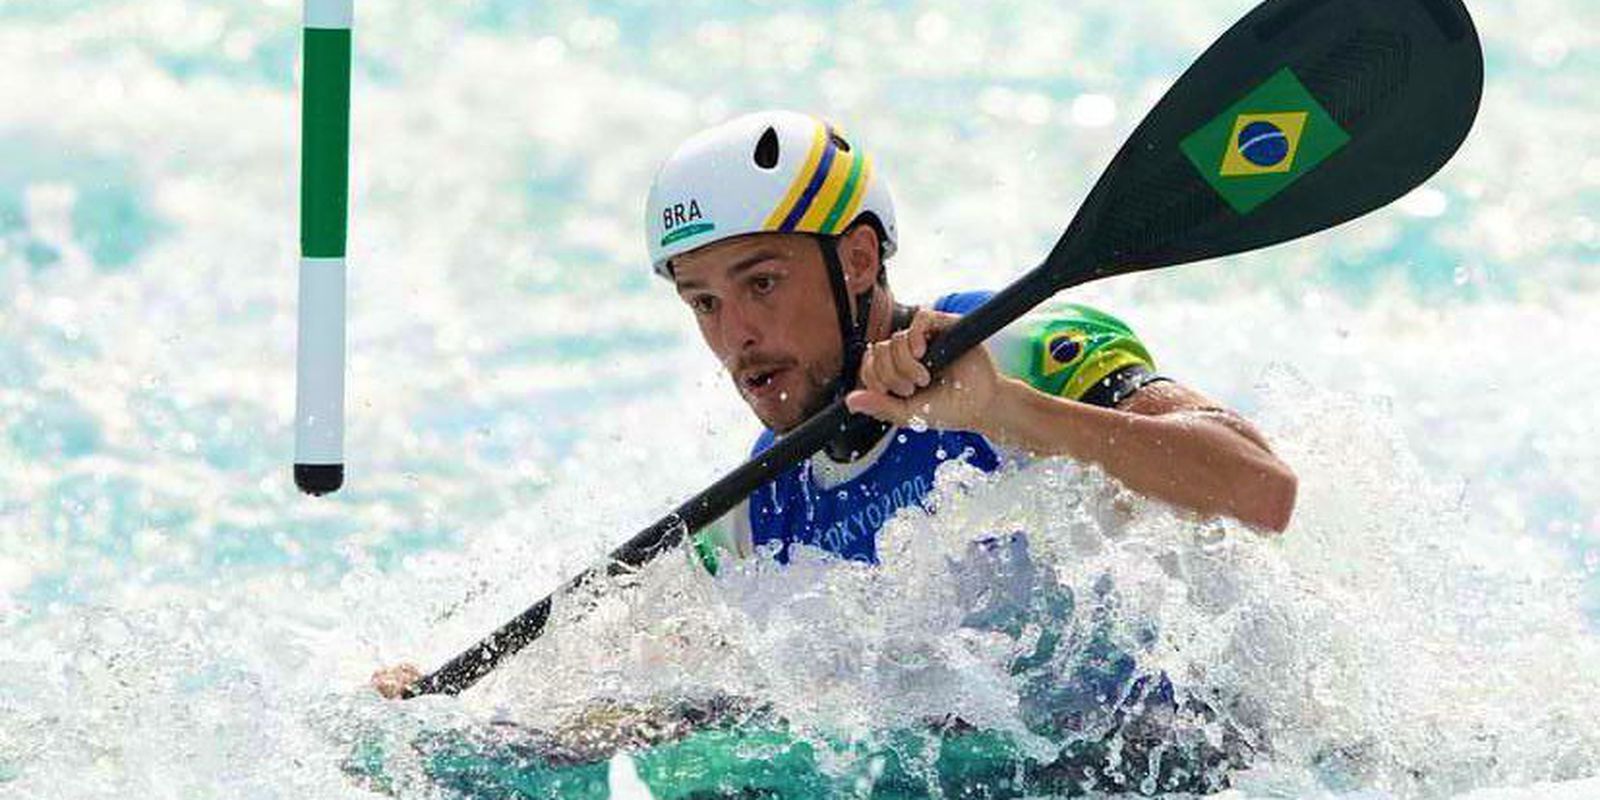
[[671, 233, 851, 432]]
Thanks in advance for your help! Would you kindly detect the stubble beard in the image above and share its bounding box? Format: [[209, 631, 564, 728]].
[[757, 358, 840, 434]]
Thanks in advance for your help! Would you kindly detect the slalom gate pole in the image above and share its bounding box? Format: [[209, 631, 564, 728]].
[[295, 0, 353, 496]]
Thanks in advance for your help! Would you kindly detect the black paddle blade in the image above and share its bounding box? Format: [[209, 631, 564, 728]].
[[1050, 0, 1482, 286]]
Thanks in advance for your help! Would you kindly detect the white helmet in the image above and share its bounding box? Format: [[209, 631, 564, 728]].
[[645, 110, 898, 277]]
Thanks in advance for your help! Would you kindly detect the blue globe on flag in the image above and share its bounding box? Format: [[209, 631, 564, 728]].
[[1237, 120, 1291, 167]]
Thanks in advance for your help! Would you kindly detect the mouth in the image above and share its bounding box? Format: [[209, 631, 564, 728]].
[[739, 366, 789, 399]]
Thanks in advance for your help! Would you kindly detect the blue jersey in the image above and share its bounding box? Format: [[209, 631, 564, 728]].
[[747, 292, 1000, 564], [689, 291, 1161, 572]]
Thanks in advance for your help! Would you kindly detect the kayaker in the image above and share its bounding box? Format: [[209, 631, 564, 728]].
[[371, 110, 1296, 698], [654, 110, 1296, 571]]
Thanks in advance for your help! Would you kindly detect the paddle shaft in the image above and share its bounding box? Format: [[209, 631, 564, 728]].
[[405, 263, 1064, 697]]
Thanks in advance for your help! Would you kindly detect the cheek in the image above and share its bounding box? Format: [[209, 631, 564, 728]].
[[799, 298, 842, 351], [695, 317, 729, 361], [772, 302, 818, 356]]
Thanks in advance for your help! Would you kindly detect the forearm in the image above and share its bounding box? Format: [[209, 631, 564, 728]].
[[980, 378, 1296, 531]]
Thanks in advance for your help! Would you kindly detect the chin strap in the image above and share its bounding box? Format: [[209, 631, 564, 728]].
[[819, 238, 873, 402], [817, 236, 915, 463]]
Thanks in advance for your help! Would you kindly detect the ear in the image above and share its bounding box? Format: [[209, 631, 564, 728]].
[[837, 223, 882, 292]]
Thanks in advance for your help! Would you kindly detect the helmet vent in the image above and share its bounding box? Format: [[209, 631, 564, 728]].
[[829, 131, 852, 153], [753, 127, 780, 169]]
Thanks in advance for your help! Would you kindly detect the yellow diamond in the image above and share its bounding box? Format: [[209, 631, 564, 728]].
[[1218, 111, 1309, 177]]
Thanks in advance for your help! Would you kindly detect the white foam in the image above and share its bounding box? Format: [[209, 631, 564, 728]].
[[1, 0, 1595, 796]]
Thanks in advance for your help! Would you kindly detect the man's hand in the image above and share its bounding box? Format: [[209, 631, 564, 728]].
[[845, 309, 1003, 433], [370, 662, 422, 699]]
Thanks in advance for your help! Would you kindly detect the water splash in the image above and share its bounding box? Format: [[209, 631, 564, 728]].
[[2, 0, 1596, 796], [378, 374, 1600, 796]]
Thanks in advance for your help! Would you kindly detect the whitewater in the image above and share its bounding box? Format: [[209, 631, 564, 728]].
[[1, 0, 1596, 797]]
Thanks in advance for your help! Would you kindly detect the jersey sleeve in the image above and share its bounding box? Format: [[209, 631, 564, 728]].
[[688, 499, 755, 576], [988, 302, 1162, 408], [687, 433, 773, 576]]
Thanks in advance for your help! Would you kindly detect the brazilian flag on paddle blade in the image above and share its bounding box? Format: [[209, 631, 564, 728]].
[[1180, 68, 1350, 214]]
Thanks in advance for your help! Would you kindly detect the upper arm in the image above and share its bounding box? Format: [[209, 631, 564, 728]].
[[989, 302, 1277, 456], [1115, 379, 1276, 455]]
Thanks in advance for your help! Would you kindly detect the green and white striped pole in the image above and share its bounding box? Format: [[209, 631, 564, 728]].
[[294, 0, 352, 496]]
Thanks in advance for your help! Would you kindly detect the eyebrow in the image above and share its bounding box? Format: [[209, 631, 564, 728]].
[[674, 249, 785, 292]]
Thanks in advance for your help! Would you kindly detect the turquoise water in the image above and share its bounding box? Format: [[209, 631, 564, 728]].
[[1, 0, 1597, 797]]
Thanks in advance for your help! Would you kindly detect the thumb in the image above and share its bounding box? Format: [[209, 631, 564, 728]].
[[846, 389, 911, 425]]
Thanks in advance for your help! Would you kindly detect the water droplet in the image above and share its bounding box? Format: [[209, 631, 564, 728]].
[[1398, 186, 1448, 218], [1070, 93, 1116, 127]]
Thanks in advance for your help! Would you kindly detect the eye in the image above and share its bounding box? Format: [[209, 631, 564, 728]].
[[688, 294, 718, 316], [750, 274, 777, 295]]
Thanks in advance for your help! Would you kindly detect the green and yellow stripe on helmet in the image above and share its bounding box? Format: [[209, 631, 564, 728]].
[[762, 120, 874, 237]]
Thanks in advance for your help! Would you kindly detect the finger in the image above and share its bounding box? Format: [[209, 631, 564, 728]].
[[888, 330, 931, 389], [858, 341, 887, 393], [908, 309, 959, 360], [907, 310, 934, 360], [866, 341, 907, 397], [371, 663, 421, 699], [372, 672, 400, 698], [846, 388, 910, 425], [874, 339, 917, 397]]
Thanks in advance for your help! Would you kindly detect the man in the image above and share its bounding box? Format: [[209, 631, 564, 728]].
[[659, 109, 1294, 572], [371, 109, 1295, 698]]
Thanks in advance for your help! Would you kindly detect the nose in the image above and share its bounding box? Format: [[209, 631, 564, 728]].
[[718, 297, 762, 353]]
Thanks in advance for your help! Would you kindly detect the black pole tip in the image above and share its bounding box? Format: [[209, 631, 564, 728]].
[[295, 463, 344, 496]]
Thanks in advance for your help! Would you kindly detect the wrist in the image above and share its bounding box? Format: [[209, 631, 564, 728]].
[[977, 377, 1035, 443]]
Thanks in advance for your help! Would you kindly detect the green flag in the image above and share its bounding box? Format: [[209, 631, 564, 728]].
[[1180, 68, 1350, 214]]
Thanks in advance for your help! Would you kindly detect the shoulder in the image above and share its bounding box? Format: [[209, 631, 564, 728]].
[[692, 498, 755, 576], [931, 290, 993, 315], [750, 427, 777, 457], [989, 302, 1161, 407]]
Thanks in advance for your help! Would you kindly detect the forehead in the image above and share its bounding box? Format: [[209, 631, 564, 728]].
[[671, 233, 815, 287]]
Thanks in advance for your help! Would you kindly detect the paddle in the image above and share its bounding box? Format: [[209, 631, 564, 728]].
[[403, 0, 1482, 698]]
